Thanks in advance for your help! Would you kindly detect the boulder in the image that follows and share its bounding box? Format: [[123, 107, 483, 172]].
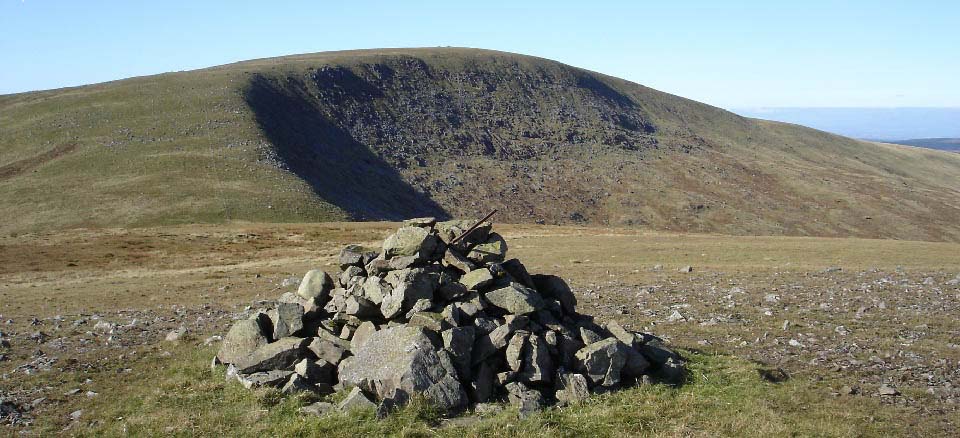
[[235, 337, 310, 374], [300, 401, 336, 416], [339, 387, 376, 412], [403, 217, 437, 227], [351, 321, 378, 350], [469, 361, 496, 403], [408, 312, 451, 332], [575, 338, 628, 387], [297, 269, 334, 303], [460, 268, 494, 291], [282, 373, 327, 395], [436, 219, 491, 250], [505, 382, 544, 418], [237, 370, 294, 389], [473, 316, 528, 364], [307, 338, 347, 365], [381, 268, 438, 319], [505, 330, 529, 372], [605, 321, 640, 349], [484, 284, 544, 315], [519, 334, 552, 383], [467, 233, 508, 265], [339, 265, 365, 288], [294, 358, 334, 384], [531, 274, 577, 315], [501, 259, 535, 289], [217, 318, 269, 364], [443, 249, 476, 273], [382, 226, 440, 259], [339, 245, 366, 270], [338, 326, 467, 411], [442, 326, 475, 381], [555, 372, 591, 404], [271, 302, 305, 339], [360, 276, 390, 305]]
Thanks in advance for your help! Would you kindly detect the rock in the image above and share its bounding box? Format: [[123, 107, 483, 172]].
[[473, 316, 528, 364], [294, 358, 334, 384], [469, 361, 496, 403], [339, 266, 365, 288], [408, 312, 450, 332], [339, 245, 367, 270], [878, 384, 900, 396], [444, 249, 476, 273], [622, 346, 651, 379], [300, 401, 335, 416], [436, 219, 491, 249], [678, 266, 693, 273], [467, 233, 508, 265], [237, 370, 294, 389], [519, 334, 552, 383], [388, 255, 421, 270], [235, 337, 309, 374], [506, 331, 529, 372], [437, 282, 468, 301], [281, 373, 326, 395], [461, 269, 494, 291], [217, 318, 269, 364], [531, 274, 577, 315], [351, 321, 378, 350], [404, 217, 437, 227], [575, 338, 628, 387], [381, 268, 438, 319], [307, 338, 347, 365], [501, 259, 535, 289], [405, 298, 434, 319], [339, 387, 376, 412], [605, 321, 639, 349], [666, 310, 686, 323], [579, 326, 604, 345], [344, 295, 379, 318], [382, 226, 440, 259], [360, 277, 390, 305], [505, 382, 544, 418], [272, 302, 305, 339], [338, 326, 467, 411], [473, 316, 499, 335], [165, 328, 184, 342], [555, 372, 591, 404], [297, 269, 334, 303], [442, 327, 475, 381], [484, 283, 544, 315]]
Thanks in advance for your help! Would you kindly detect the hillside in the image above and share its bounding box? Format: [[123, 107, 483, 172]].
[[885, 138, 960, 152], [2, 48, 960, 240]]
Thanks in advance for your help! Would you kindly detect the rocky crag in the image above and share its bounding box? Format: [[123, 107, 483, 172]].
[[213, 218, 686, 417]]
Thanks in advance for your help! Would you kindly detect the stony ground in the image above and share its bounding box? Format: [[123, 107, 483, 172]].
[[1, 223, 958, 435]]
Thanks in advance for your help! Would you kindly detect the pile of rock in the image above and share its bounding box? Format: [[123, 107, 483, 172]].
[[214, 218, 686, 417]]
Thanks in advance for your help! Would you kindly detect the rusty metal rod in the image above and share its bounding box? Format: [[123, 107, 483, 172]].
[[449, 209, 498, 245]]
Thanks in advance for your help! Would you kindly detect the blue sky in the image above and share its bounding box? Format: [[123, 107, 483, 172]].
[[1, 1, 957, 108]]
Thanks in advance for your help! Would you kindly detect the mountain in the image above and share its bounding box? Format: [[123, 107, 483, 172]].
[[732, 107, 960, 141], [2, 48, 960, 241], [883, 138, 960, 152]]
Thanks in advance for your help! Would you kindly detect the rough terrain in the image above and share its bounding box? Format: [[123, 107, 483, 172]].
[[1, 222, 958, 435]]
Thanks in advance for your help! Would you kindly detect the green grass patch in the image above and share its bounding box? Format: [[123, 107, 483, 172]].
[[38, 344, 907, 437]]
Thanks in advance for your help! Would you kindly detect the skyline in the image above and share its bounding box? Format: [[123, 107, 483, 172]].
[[2, 1, 958, 108]]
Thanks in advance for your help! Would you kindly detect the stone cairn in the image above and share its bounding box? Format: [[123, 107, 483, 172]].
[[214, 217, 686, 418]]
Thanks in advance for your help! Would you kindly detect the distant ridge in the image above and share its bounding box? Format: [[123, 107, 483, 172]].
[[2, 48, 960, 241], [882, 138, 960, 152]]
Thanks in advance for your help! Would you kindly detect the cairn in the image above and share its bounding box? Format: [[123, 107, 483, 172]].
[[214, 217, 686, 417]]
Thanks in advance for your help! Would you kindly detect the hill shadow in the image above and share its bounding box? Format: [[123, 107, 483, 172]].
[[244, 74, 448, 221]]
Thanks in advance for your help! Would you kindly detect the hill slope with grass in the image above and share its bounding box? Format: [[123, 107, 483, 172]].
[[2, 48, 960, 240]]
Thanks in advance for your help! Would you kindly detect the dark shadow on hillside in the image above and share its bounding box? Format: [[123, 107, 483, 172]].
[[244, 74, 449, 221]]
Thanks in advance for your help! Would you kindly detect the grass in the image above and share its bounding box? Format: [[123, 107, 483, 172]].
[[1, 48, 959, 241], [40, 343, 907, 437]]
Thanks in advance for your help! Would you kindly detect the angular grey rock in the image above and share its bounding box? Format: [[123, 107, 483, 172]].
[[408, 312, 450, 332], [338, 326, 467, 411], [297, 269, 334, 304], [282, 373, 324, 395], [531, 274, 577, 315], [339, 387, 376, 412], [460, 268, 494, 291], [361, 276, 390, 305], [381, 268, 438, 319], [505, 382, 544, 418], [501, 259, 535, 289], [365, 256, 392, 276], [339, 265, 365, 288], [405, 298, 434, 319], [436, 219, 491, 249], [294, 358, 334, 384], [437, 281, 469, 301], [217, 318, 269, 364], [382, 226, 440, 259], [519, 334, 552, 383], [555, 372, 591, 404], [307, 338, 347, 365], [473, 316, 528, 364], [237, 370, 294, 389], [339, 245, 366, 270], [473, 316, 499, 335], [605, 321, 640, 349], [404, 217, 437, 227], [622, 347, 651, 379], [443, 248, 476, 273], [484, 283, 544, 315], [467, 233, 508, 265], [579, 326, 604, 345], [351, 321, 378, 351], [506, 331, 529, 372], [235, 337, 310, 374], [344, 295, 379, 318], [575, 337, 629, 387], [470, 361, 496, 403], [442, 326, 475, 381], [388, 255, 421, 270], [272, 302, 305, 339]]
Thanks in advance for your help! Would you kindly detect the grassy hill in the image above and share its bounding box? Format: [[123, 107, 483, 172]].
[[2, 48, 960, 240], [885, 138, 960, 152]]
